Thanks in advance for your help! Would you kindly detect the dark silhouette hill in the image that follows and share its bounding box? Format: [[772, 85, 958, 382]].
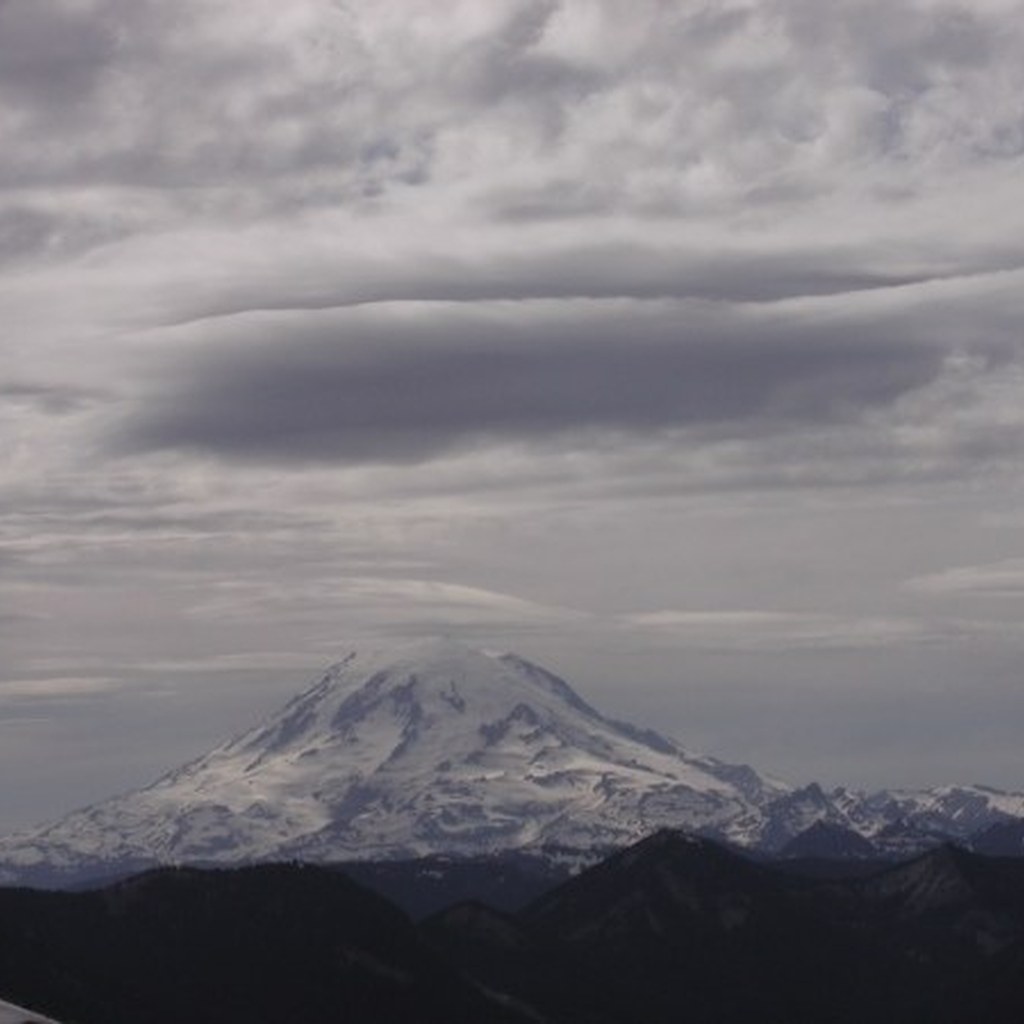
[[3, 835, 1024, 1023], [0, 864, 531, 1024]]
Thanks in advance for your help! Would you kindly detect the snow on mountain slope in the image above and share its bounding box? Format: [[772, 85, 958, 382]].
[[1, 639, 1021, 885], [0, 639, 788, 881], [0, 998, 62, 1024], [762, 782, 1024, 856], [885, 784, 1024, 834]]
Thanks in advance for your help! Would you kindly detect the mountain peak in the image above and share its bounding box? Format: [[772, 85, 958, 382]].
[[329, 636, 504, 676], [4, 641, 1022, 887], [0, 643, 789, 876], [298, 638, 601, 722], [217, 638, 593, 765], [210, 640, 775, 859]]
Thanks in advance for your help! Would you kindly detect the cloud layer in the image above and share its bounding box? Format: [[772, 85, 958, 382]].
[[119, 298, 946, 464], [3, 0, 1024, 830]]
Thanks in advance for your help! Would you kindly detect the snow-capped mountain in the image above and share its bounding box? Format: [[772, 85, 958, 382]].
[[759, 781, 1024, 858], [0, 638, 1021, 885], [0, 639, 788, 883]]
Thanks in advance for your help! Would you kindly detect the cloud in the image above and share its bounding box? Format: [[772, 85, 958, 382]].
[[0, 0, 117, 114], [0, 382, 104, 415], [162, 241, 950, 323], [126, 651, 334, 675], [622, 609, 950, 652], [0, 676, 122, 700], [114, 294, 950, 465], [182, 575, 587, 638], [2, 0, 1022, 221], [909, 558, 1024, 597], [0, 612, 39, 634], [4, 0, 1024, 826]]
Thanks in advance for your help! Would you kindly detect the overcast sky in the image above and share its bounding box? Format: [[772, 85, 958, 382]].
[[3, 0, 1024, 833]]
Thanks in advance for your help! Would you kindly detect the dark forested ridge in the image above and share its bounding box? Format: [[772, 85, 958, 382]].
[[3, 834, 1024, 1023], [0, 864, 532, 1024], [428, 832, 1024, 1023]]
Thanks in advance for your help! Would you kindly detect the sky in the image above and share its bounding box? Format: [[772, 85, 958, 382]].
[[3, 0, 1024, 833]]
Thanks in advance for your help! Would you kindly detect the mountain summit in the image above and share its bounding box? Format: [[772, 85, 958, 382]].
[[0, 639, 784, 882], [1, 638, 1022, 886]]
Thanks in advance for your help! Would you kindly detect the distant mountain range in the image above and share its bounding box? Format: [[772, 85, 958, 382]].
[[0, 637, 1022, 886]]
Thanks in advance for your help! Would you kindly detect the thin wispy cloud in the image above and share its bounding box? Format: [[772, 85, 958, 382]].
[[909, 558, 1024, 597], [0, 677, 122, 700], [622, 609, 951, 652]]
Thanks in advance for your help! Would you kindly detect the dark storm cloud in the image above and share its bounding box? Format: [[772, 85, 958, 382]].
[[119, 306, 945, 465]]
